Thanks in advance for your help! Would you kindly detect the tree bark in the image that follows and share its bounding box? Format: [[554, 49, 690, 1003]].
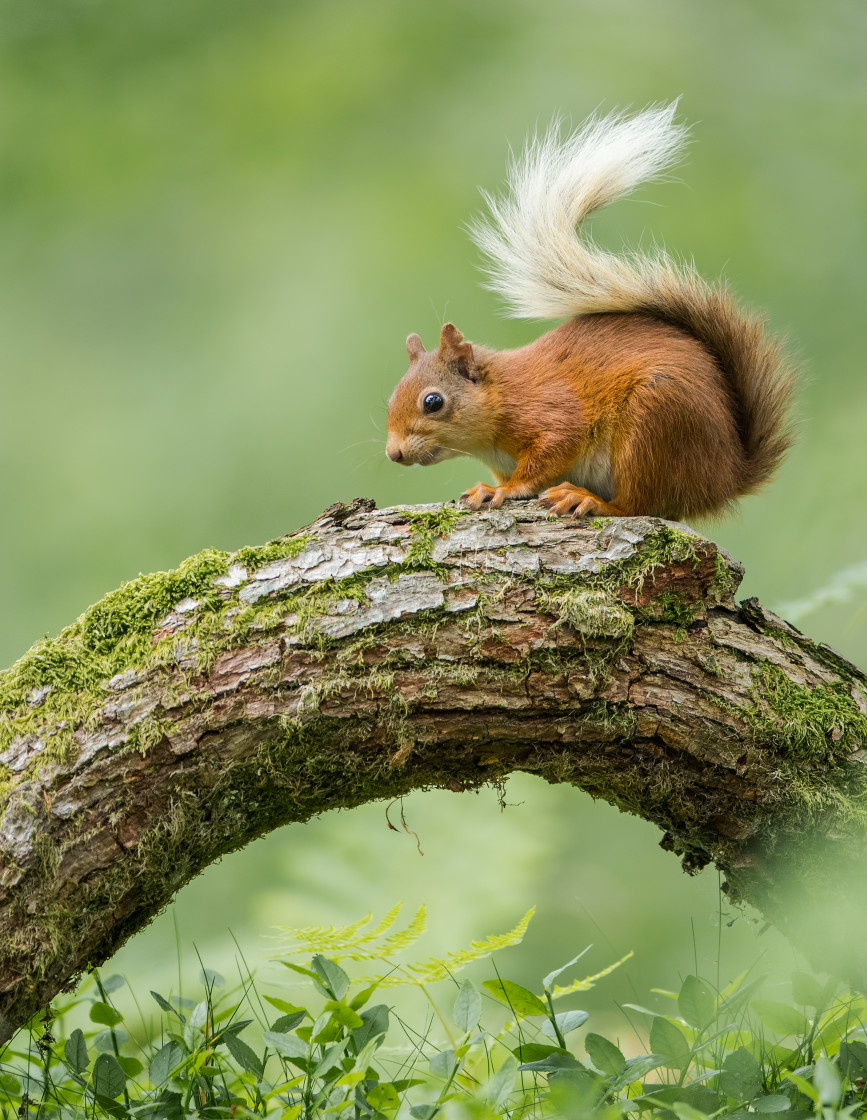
[[1, 498, 866, 1042]]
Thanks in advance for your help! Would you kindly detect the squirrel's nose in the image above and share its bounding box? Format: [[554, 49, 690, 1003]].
[[385, 438, 405, 462]]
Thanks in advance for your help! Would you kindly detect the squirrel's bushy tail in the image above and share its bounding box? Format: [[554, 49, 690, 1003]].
[[468, 103, 796, 492]]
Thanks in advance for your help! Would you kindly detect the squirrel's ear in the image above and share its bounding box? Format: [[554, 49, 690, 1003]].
[[439, 322, 480, 383], [439, 323, 465, 351], [406, 333, 425, 361]]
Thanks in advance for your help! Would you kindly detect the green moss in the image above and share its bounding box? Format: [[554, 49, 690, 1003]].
[[747, 662, 867, 759], [713, 550, 738, 599], [648, 591, 697, 638], [234, 533, 315, 572], [34, 832, 60, 881], [535, 584, 634, 641], [124, 715, 175, 756], [581, 699, 638, 739], [404, 507, 466, 570], [0, 548, 244, 766], [80, 549, 231, 659], [622, 524, 703, 591], [606, 523, 701, 593]]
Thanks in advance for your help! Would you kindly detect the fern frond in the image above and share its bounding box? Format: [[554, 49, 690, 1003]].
[[360, 902, 406, 943], [550, 950, 634, 998], [376, 905, 427, 956], [272, 904, 427, 964], [366, 908, 535, 987], [273, 911, 380, 956]]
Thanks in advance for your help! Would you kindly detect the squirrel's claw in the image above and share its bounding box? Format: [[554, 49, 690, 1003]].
[[540, 484, 602, 518], [461, 482, 503, 510]]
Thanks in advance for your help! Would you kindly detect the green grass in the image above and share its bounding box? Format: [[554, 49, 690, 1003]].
[[3, 907, 865, 1120]]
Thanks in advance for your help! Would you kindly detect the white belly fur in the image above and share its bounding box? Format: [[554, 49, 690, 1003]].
[[475, 445, 614, 501], [563, 447, 614, 501], [476, 447, 517, 480]]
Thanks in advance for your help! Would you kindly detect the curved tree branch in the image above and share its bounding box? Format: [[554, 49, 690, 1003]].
[[1, 499, 866, 1041]]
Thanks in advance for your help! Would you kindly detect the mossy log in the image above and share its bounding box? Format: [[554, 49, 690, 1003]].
[[1, 498, 867, 1042]]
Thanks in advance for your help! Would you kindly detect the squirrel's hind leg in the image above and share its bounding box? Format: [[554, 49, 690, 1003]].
[[539, 483, 626, 519]]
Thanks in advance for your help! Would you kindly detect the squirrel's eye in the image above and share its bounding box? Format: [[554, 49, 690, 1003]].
[[423, 393, 444, 414]]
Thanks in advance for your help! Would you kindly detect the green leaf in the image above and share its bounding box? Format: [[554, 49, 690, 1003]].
[[453, 980, 482, 1033], [150, 991, 185, 1024], [367, 1082, 401, 1112], [813, 1056, 842, 1106], [482, 979, 547, 1018], [313, 1038, 349, 1078], [200, 968, 225, 989], [65, 1028, 89, 1073], [814, 995, 867, 1051], [271, 1011, 306, 1033], [150, 1041, 186, 1086], [350, 984, 379, 1010], [790, 972, 823, 1009], [542, 948, 592, 992], [621, 1003, 662, 1018], [667, 1103, 713, 1120], [678, 976, 715, 1028], [92, 1053, 126, 1100], [610, 1053, 666, 1091], [95, 1029, 128, 1053], [90, 1001, 123, 1027], [224, 1032, 264, 1077], [0, 1074, 20, 1094], [541, 1010, 589, 1038], [352, 1004, 390, 1050], [263, 994, 305, 1015], [783, 1071, 817, 1104], [649, 1017, 691, 1069], [324, 998, 364, 1029], [311, 955, 349, 1000], [280, 961, 320, 981], [518, 1052, 584, 1073], [484, 1056, 517, 1108], [585, 1032, 626, 1077], [118, 1056, 143, 1078], [753, 1094, 791, 1111], [751, 1001, 807, 1037], [680, 1084, 722, 1113], [100, 975, 125, 994], [513, 1043, 570, 1063], [839, 1039, 867, 1080], [718, 1046, 762, 1101], [264, 1031, 308, 1061], [430, 1048, 457, 1079]]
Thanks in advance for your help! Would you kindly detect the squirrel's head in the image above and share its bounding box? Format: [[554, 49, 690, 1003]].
[[386, 323, 491, 466]]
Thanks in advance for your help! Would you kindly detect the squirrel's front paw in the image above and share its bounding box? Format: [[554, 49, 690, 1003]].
[[540, 483, 603, 518], [461, 482, 507, 510]]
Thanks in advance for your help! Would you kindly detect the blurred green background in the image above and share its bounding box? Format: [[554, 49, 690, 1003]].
[[2, 0, 866, 1022]]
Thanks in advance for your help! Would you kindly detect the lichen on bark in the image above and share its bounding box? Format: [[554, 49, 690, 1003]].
[[0, 497, 865, 1042]]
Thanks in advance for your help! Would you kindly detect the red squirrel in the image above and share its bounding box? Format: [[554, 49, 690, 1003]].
[[385, 104, 795, 519]]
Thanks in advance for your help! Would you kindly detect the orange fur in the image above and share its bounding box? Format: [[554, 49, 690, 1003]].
[[386, 305, 794, 521]]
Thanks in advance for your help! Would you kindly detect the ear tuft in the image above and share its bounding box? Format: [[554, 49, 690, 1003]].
[[439, 323, 464, 351], [439, 322, 479, 382], [406, 333, 425, 361]]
